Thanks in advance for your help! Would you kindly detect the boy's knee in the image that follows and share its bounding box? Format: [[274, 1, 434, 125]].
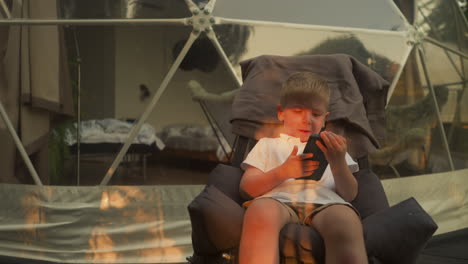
[[313, 205, 363, 242], [244, 199, 290, 229], [326, 224, 362, 245], [334, 207, 362, 228]]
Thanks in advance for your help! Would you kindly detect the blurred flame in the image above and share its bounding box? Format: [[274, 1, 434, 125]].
[[86, 227, 118, 263], [100, 188, 134, 211], [108, 191, 130, 209], [21, 193, 43, 234], [91, 186, 185, 262], [20, 192, 45, 259], [100, 191, 110, 210]]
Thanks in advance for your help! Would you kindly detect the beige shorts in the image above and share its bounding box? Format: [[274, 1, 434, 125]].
[[244, 197, 359, 226]]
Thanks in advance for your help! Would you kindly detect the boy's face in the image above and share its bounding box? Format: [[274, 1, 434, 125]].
[[277, 100, 329, 142]]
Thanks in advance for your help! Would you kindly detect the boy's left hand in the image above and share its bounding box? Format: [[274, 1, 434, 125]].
[[316, 131, 347, 165]]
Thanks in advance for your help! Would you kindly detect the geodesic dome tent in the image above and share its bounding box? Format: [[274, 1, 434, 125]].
[[0, 0, 466, 263]]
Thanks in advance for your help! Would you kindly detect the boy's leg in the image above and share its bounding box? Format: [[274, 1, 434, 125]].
[[239, 198, 293, 264], [309, 204, 367, 264]]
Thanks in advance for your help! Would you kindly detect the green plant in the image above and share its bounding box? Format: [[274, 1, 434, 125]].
[[48, 121, 74, 185]]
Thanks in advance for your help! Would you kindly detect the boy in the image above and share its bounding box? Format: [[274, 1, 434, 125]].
[[239, 72, 367, 264]]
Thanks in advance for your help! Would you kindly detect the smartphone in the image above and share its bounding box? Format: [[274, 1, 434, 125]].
[[297, 134, 328, 180]]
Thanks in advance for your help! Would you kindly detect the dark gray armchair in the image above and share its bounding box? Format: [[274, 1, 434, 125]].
[[187, 55, 438, 264]]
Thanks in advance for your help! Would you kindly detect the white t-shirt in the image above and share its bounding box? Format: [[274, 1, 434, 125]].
[[241, 133, 359, 205]]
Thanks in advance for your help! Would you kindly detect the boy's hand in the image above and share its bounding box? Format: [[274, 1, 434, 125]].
[[278, 145, 318, 180], [317, 131, 347, 165], [316, 131, 357, 201]]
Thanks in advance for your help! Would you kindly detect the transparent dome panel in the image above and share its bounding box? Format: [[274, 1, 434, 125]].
[[213, 23, 410, 83], [143, 67, 236, 177], [45, 24, 230, 186], [419, 42, 465, 87], [73, 26, 236, 185], [0, 22, 77, 185], [65, 25, 128, 185], [1, 0, 193, 20], [418, 42, 468, 171], [380, 49, 456, 178], [444, 81, 468, 171], [212, 0, 408, 31], [36, 22, 237, 186], [415, 0, 468, 54], [454, 7, 468, 55]]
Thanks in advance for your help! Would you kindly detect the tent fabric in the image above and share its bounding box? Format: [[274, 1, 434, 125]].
[[21, 0, 61, 110], [18, 0, 57, 154], [0, 0, 73, 184], [0, 1, 22, 184], [0, 183, 203, 264], [0, 169, 466, 263], [20, 0, 74, 116], [382, 168, 468, 235]]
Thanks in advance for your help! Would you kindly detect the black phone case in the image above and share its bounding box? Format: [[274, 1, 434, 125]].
[[297, 134, 328, 180]]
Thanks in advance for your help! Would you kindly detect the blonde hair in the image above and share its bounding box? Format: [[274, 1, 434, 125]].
[[280, 72, 330, 109]]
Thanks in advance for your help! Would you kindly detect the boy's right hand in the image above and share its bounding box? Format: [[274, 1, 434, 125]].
[[278, 146, 319, 180]]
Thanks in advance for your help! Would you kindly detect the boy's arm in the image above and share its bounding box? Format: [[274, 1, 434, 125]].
[[240, 166, 288, 198], [240, 146, 316, 198], [318, 131, 358, 202], [329, 159, 357, 202]]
